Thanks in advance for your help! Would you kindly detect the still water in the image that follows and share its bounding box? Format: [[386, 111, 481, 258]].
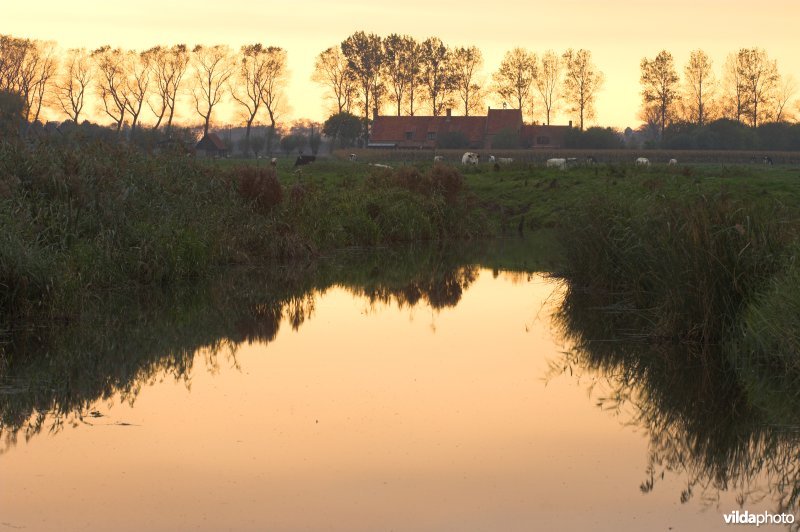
[[0, 243, 794, 531]]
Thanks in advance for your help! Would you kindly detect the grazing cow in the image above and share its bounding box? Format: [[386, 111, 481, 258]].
[[585, 155, 598, 165], [488, 155, 496, 163], [498, 157, 514, 164], [668, 158, 678, 165], [546, 158, 567, 170], [462, 152, 479, 165], [635, 157, 650, 166], [763, 156, 774, 165], [270, 158, 278, 167], [294, 155, 316, 167], [349, 153, 357, 161], [433, 155, 444, 163]]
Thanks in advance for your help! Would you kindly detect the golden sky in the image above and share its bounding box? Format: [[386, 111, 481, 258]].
[[4, 0, 799, 128]]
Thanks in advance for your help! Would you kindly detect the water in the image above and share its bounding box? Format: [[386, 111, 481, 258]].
[[0, 240, 796, 531]]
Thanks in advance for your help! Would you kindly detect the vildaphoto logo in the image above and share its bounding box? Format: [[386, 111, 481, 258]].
[[723, 510, 795, 526]]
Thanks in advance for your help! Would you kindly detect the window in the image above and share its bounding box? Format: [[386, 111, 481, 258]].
[[405, 131, 413, 140], [536, 136, 550, 145], [427, 131, 436, 141]]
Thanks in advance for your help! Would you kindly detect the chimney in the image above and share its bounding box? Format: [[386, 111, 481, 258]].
[[568, 120, 573, 128], [446, 108, 452, 117]]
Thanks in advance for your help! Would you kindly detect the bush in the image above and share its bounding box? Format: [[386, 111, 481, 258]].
[[234, 166, 283, 213]]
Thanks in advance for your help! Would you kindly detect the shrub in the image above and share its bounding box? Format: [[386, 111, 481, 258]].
[[428, 164, 464, 202], [234, 166, 283, 213]]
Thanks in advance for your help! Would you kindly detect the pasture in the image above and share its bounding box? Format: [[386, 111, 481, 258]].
[[211, 149, 800, 232]]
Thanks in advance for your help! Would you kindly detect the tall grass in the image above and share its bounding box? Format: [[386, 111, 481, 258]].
[[558, 191, 792, 349], [0, 139, 489, 323]]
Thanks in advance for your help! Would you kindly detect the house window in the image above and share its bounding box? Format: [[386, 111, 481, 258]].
[[427, 132, 436, 141], [405, 131, 413, 140], [536, 136, 550, 145]]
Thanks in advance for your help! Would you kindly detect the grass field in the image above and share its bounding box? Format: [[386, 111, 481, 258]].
[[211, 151, 800, 231]]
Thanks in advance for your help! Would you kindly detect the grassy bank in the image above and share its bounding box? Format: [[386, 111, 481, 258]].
[[0, 140, 489, 323]]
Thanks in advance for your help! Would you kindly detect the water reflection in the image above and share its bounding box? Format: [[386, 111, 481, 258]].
[[553, 280, 800, 523], [3, 231, 800, 528], [0, 238, 550, 451]]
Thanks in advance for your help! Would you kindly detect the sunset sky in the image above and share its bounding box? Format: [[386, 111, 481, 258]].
[[4, 0, 799, 129]]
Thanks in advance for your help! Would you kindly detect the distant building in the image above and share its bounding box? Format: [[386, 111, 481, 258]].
[[195, 133, 229, 158], [369, 108, 571, 149]]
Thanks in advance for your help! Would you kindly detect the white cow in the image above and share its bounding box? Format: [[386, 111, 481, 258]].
[[546, 158, 567, 170], [349, 153, 358, 161], [462, 152, 479, 165], [668, 158, 678, 165], [433, 155, 444, 162], [498, 157, 514, 164], [488, 155, 496, 163], [369, 163, 393, 169], [635, 157, 650, 166]]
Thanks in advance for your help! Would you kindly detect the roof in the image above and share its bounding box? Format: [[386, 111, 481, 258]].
[[370, 115, 487, 148], [486, 109, 523, 135], [196, 132, 228, 151]]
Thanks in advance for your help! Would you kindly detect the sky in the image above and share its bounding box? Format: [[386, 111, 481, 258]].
[[4, 0, 800, 129]]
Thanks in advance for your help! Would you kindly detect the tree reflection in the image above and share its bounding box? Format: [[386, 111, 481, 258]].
[[553, 281, 800, 523], [0, 236, 552, 451]]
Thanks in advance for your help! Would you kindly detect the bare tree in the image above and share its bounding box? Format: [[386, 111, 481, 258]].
[[92, 46, 128, 131], [341, 31, 383, 142], [55, 48, 93, 123], [191, 44, 235, 136], [721, 53, 746, 122], [147, 44, 189, 131], [382, 34, 417, 116], [640, 50, 680, 137], [534, 50, 562, 125], [311, 46, 357, 115], [451, 45, 484, 116], [493, 48, 536, 118], [734, 48, 779, 127], [20, 40, 57, 125], [123, 50, 152, 137], [420, 37, 453, 116], [0, 35, 30, 92], [775, 75, 798, 122], [683, 49, 715, 126], [259, 47, 288, 155], [231, 44, 276, 156], [561, 48, 604, 130]]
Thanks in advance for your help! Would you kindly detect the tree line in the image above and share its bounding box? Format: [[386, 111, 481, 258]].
[[0, 35, 288, 154], [640, 49, 797, 137], [2, 32, 799, 152], [312, 31, 605, 138]]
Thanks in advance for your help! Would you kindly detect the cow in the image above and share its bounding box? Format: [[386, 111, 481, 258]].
[[349, 153, 358, 161], [270, 157, 278, 167], [498, 157, 514, 164], [294, 155, 316, 167], [462, 152, 479, 165], [668, 158, 678, 165], [369, 163, 393, 169], [488, 155, 496, 163], [635, 157, 650, 166], [433, 155, 444, 163], [763, 156, 774, 165], [546, 158, 566, 170]]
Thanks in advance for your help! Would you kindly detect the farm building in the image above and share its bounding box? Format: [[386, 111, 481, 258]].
[[369, 108, 570, 149], [195, 133, 229, 158]]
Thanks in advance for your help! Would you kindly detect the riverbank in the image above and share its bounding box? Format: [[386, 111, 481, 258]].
[[0, 140, 490, 324], [2, 138, 800, 333]]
